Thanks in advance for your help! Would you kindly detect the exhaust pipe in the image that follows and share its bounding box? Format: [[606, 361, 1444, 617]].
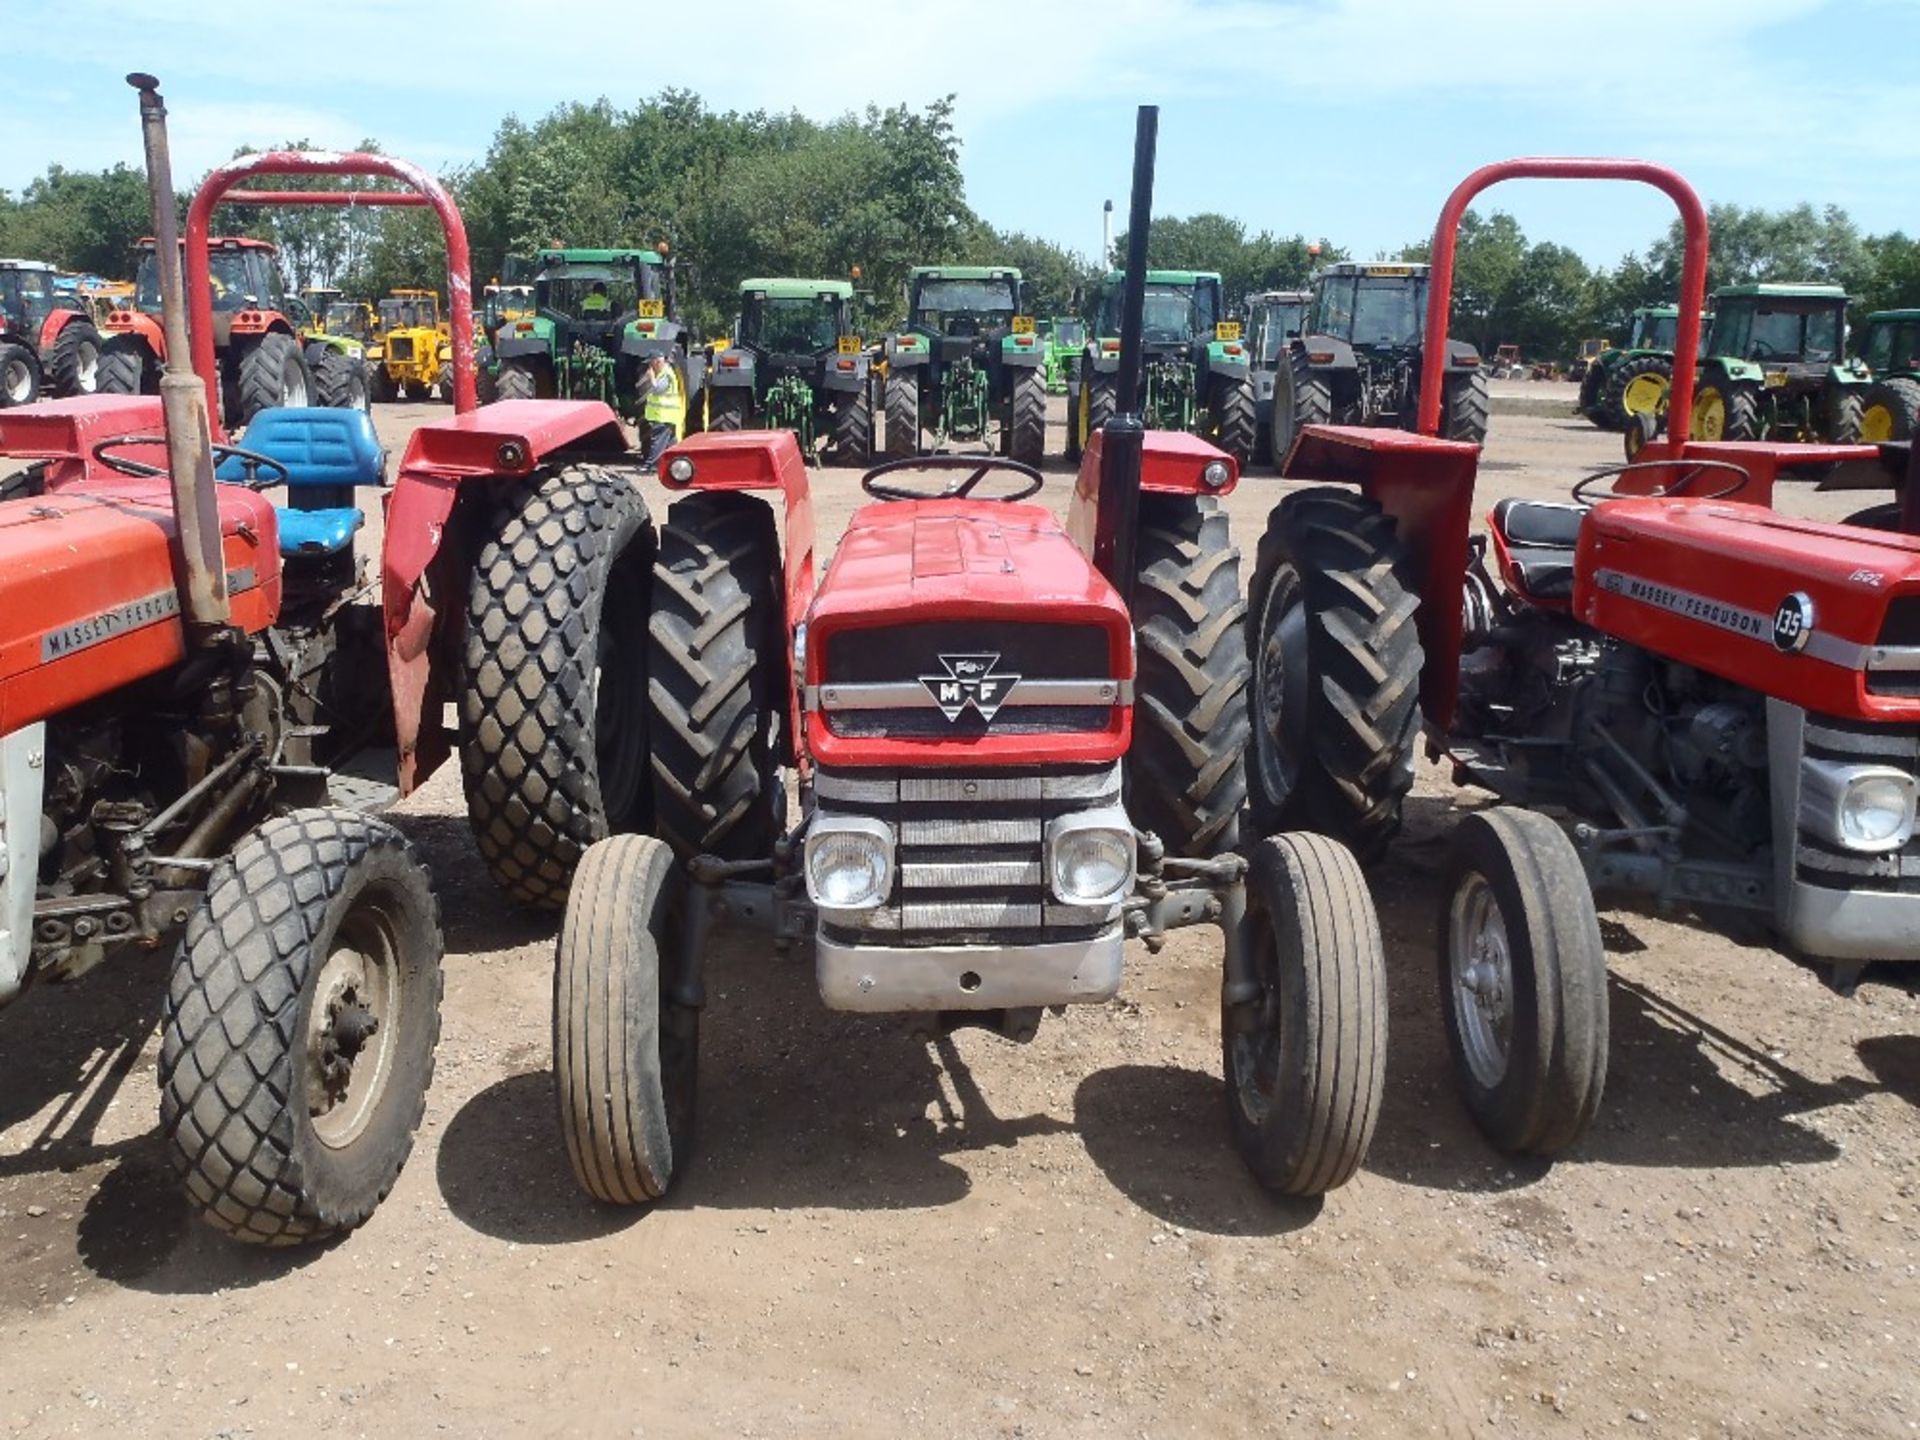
[[127, 72, 229, 638], [1092, 104, 1158, 602]]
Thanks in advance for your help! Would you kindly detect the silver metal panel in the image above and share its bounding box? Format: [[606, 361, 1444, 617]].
[[816, 927, 1125, 1012], [902, 774, 1042, 803], [813, 771, 898, 804], [903, 901, 1044, 929], [807, 678, 1130, 711], [0, 723, 47, 1004], [1041, 763, 1125, 801], [899, 817, 1042, 846], [901, 859, 1043, 888]]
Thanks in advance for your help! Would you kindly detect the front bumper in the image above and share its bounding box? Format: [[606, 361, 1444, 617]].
[[0, 723, 46, 1005], [816, 926, 1124, 1012]]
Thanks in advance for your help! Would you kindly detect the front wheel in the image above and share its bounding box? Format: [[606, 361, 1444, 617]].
[[0, 342, 40, 407], [1223, 833, 1387, 1196], [1439, 808, 1608, 1158], [159, 809, 442, 1245], [554, 834, 697, 1205]]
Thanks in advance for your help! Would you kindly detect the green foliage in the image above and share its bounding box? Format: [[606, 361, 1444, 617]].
[[0, 164, 155, 277], [942, 225, 1097, 320], [1112, 214, 1345, 309]]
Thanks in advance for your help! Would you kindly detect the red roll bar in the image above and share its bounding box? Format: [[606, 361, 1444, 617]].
[[182, 151, 477, 429], [1417, 158, 1709, 442]]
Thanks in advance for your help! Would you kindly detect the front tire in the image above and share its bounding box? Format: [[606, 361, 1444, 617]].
[[1224, 833, 1387, 1196], [0, 341, 41, 407], [159, 809, 442, 1245], [1439, 808, 1608, 1157], [1127, 496, 1248, 858], [884, 369, 919, 459], [1245, 487, 1423, 864], [554, 834, 697, 1206], [236, 331, 312, 427], [460, 464, 656, 908]]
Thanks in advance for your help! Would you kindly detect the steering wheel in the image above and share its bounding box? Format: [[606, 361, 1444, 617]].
[[1570, 457, 1752, 506], [861, 453, 1044, 503], [92, 435, 291, 490]]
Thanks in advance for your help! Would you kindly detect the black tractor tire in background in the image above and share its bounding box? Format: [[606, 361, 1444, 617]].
[[1826, 385, 1865, 445], [437, 361, 456, 402], [96, 337, 151, 397], [1862, 377, 1920, 442], [1597, 352, 1671, 431], [1127, 495, 1250, 858], [1576, 360, 1608, 424], [311, 347, 370, 411], [706, 387, 750, 431], [1245, 486, 1423, 865], [44, 318, 102, 397], [160, 808, 442, 1245], [460, 464, 656, 908], [884, 369, 919, 459], [1210, 372, 1258, 465], [1439, 807, 1608, 1158], [0, 341, 41, 407], [476, 365, 498, 406], [369, 365, 398, 404], [1224, 832, 1387, 1197], [1008, 364, 1047, 467], [237, 332, 312, 428], [1443, 368, 1491, 444], [553, 833, 697, 1205], [827, 390, 874, 465], [494, 360, 537, 402], [1270, 351, 1332, 469], [1082, 371, 1117, 454], [648, 491, 783, 862]]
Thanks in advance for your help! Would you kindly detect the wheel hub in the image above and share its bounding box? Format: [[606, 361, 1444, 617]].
[[1449, 873, 1514, 1088], [305, 911, 401, 1149]]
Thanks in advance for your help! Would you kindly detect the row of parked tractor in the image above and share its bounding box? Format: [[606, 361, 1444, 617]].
[[6, 87, 1920, 1262], [1569, 288, 1920, 451]]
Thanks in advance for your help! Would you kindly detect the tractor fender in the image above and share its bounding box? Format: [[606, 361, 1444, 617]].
[[104, 309, 166, 360], [1085, 345, 1122, 376], [1827, 362, 1869, 389], [618, 322, 680, 361], [381, 398, 631, 793], [494, 335, 553, 362], [998, 333, 1045, 368], [708, 351, 757, 388], [1296, 333, 1356, 371], [227, 309, 294, 339], [35, 308, 86, 353], [1443, 338, 1481, 371], [1203, 339, 1250, 377], [1711, 357, 1765, 385], [885, 335, 931, 368], [656, 428, 816, 753], [820, 353, 869, 394]]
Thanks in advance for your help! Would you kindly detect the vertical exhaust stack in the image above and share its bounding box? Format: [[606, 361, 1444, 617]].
[[127, 72, 229, 638], [1092, 105, 1158, 602]]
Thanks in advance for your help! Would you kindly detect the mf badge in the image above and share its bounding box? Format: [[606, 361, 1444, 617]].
[[920, 653, 1021, 722]]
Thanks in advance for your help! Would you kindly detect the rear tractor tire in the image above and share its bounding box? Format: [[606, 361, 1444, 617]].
[[1598, 353, 1671, 432], [311, 347, 370, 411], [1209, 373, 1257, 466], [460, 464, 656, 908], [1443, 368, 1491, 444], [1691, 377, 1761, 442], [237, 331, 312, 428], [96, 337, 151, 397], [1078, 371, 1117, 455], [1862, 378, 1920, 443], [1826, 385, 1865, 445], [883, 369, 919, 459], [45, 318, 102, 397], [1245, 487, 1423, 864], [827, 390, 874, 465], [494, 360, 537, 403], [1008, 364, 1047, 468], [1270, 350, 1331, 470]]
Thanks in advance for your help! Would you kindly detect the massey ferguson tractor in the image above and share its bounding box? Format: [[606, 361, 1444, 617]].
[[1252, 157, 1910, 1163], [704, 277, 875, 463], [1268, 260, 1489, 467], [551, 108, 1388, 1209], [879, 264, 1047, 466], [1063, 268, 1256, 467], [0, 259, 104, 405]]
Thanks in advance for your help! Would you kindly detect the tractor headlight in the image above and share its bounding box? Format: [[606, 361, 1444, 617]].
[[804, 815, 894, 910], [1046, 807, 1136, 906], [1201, 459, 1231, 489], [1801, 759, 1918, 853], [666, 455, 696, 483]]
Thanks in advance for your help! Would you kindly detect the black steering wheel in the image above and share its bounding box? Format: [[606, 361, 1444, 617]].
[[1570, 457, 1752, 506], [861, 453, 1044, 503], [92, 435, 291, 490]]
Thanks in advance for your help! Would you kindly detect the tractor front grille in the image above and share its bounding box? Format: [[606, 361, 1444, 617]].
[[388, 336, 415, 361], [1795, 714, 1920, 894], [815, 762, 1124, 948]]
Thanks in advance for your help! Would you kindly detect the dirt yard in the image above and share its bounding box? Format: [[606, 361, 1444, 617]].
[[2, 384, 1915, 1438]]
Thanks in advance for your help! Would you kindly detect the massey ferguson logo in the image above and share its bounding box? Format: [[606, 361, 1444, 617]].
[[920, 653, 1021, 722]]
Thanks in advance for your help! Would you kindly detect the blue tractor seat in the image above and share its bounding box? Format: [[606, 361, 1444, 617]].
[[217, 406, 387, 558]]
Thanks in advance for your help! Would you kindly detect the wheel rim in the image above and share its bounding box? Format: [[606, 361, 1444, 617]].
[[1227, 916, 1282, 1126], [307, 889, 403, 1148], [2, 357, 31, 404], [1691, 386, 1724, 440], [74, 339, 100, 392], [1863, 402, 1896, 443], [1252, 568, 1309, 808], [1622, 373, 1667, 416], [592, 543, 650, 827], [1448, 872, 1513, 1089]]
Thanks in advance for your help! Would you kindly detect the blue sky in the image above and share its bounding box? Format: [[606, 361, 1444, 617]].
[[5, 0, 1917, 269]]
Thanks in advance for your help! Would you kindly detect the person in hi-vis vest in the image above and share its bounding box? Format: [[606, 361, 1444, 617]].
[[641, 351, 685, 465]]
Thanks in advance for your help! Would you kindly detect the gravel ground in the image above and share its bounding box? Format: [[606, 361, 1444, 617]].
[[0, 385, 1914, 1438]]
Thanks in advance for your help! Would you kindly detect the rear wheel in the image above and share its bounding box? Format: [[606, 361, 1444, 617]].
[[1599, 353, 1671, 431], [1442, 368, 1491, 444], [1209, 372, 1257, 464], [827, 389, 873, 464], [494, 360, 537, 402], [1862, 378, 1920, 442], [1127, 496, 1248, 857], [160, 809, 441, 1245], [883, 369, 919, 459], [1008, 364, 1047, 467], [648, 492, 782, 861], [237, 332, 312, 427], [97, 337, 150, 396], [1270, 351, 1331, 469], [1440, 808, 1608, 1157], [1224, 833, 1387, 1196], [1576, 360, 1608, 424], [311, 347, 369, 411], [1080, 371, 1117, 452], [1246, 487, 1422, 864], [460, 464, 656, 908], [1826, 385, 1865, 444], [0, 342, 39, 407], [44, 318, 102, 397], [437, 361, 456, 402], [369, 365, 398, 404], [553, 834, 697, 1206], [1691, 377, 1761, 441]]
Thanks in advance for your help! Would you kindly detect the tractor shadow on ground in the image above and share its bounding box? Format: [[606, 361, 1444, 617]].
[[380, 810, 562, 956], [1856, 1034, 1920, 1109], [435, 936, 1075, 1243]]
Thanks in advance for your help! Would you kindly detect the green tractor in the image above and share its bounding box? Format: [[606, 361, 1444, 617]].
[[1243, 288, 1311, 467], [1043, 314, 1085, 393], [880, 265, 1048, 465], [1062, 268, 1255, 464], [491, 246, 704, 423], [703, 278, 874, 462], [1576, 304, 1691, 432], [1688, 283, 1868, 444], [1859, 308, 1920, 442]]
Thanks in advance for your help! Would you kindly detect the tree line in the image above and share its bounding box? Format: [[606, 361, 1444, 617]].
[[4, 89, 1919, 357]]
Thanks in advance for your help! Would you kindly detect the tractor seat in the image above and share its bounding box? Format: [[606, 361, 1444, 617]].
[[217, 406, 386, 558], [1491, 497, 1588, 601]]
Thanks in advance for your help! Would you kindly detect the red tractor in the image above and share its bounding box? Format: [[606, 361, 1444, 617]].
[[0, 259, 104, 405], [1250, 158, 1908, 1160], [549, 108, 1389, 1209]]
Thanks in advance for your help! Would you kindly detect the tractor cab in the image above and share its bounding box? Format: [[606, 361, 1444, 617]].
[[125, 237, 285, 321], [491, 247, 690, 410], [378, 289, 441, 334], [1093, 268, 1222, 354], [736, 278, 853, 361], [1310, 261, 1426, 357], [324, 299, 376, 344], [1690, 284, 1868, 444], [905, 266, 1022, 346], [1245, 289, 1309, 366], [0, 260, 74, 335]]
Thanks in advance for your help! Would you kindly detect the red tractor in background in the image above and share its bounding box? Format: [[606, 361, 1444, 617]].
[[1250, 157, 1910, 1161], [0, 259, 104, 405], [550, 108, 1390, 1210]]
